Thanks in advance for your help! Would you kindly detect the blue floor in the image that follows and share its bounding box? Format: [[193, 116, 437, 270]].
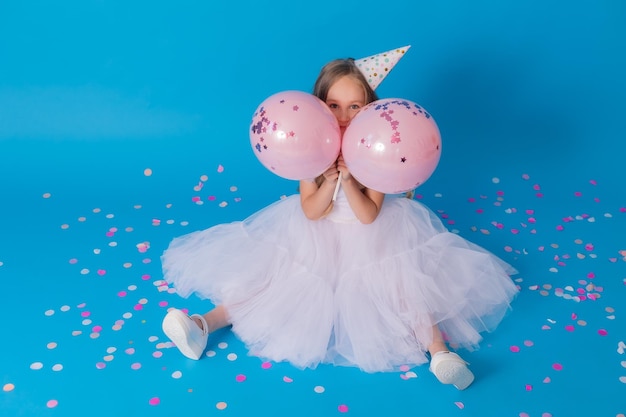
[[1, 1, 625, 416]]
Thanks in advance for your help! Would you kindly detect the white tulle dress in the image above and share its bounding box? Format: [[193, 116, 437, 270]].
[[161, 187, 518, 372]]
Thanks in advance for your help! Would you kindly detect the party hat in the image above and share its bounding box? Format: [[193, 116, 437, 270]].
[[354, 45, 411, 90]]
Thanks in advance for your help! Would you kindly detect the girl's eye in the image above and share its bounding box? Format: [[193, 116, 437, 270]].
[[350, 104, 361, 110], [328, 103, 338, 109]]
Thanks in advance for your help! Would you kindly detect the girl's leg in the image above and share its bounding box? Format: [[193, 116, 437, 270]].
[[191, 305, 230, 333], [427, 325, 449, 356]]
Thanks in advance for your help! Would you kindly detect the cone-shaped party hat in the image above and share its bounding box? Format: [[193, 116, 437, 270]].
[[354, 45, 411, 90]]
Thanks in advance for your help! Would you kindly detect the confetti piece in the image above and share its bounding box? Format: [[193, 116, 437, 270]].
[[455, 402, 465, 409], [598, 329, 608, 336], [552, 363, 563, 371], [338, 405, 349, 413], [46, 400, 58, 408], [235, 374, 246, 382], [3, 383, 15, 392], [144, 168, 153, 176], [216, 402, 227, 410], [217, 165, 224, 173], [314, 386, 325, 393], [149, 397, 160, 406], [283, 376, 293, 383]]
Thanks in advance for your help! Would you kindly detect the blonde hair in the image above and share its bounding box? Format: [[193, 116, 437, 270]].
[[313, 58, 378, 104]]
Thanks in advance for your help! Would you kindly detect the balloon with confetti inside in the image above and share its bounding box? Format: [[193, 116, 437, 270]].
[[341, 98, 442, 194], [250, 90, 341, 180]]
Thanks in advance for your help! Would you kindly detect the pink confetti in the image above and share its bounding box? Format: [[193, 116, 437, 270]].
[[552, 363, 563, 371], [589, 179, 597, 185], [46, 399, 58, 408], [149, 397, 160, 406], [261, 361, 272, 369], [283, 376, 293, 383], [510, 345, 521, 353], [97, 269, 106, 276], [118, 291, 127, 297], [217, 165, 224, 173], [565, 325, 575, 332], [134, 304, 143, 311], [556, 225, 564, 231], [543, 377, 551, 383], [574, 191, 582, 197], [525, 384, 533, 391], [587, 272, 595, 279], [598, 329, 608, 336], [455, 402, 465, 409], [192, 196, 200, 202], [338, 405, 349, 413], [81, 311, 91, 318], [92, 325, 102, 332], [235, 374, 247, 382]]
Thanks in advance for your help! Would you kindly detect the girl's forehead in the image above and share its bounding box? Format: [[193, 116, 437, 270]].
[[327, 76, 366, 102]]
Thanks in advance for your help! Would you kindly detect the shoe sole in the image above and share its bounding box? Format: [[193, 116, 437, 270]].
[[434, 360, 475, 390], [162, 310, 203, 360]]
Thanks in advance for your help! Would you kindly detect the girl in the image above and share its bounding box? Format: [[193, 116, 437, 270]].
[[161, 57, 518, 390]]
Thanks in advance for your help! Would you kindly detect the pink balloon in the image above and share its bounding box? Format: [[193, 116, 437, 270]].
[[342, 98, 442, 194], [250, 90, 341, 180]]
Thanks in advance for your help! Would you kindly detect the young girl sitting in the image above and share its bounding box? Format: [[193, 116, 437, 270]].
[[161, 50, 518, 390]]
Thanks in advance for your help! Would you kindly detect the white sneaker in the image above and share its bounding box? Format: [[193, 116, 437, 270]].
[[162, 308, 209, 360], [429, 351, 475, 390]]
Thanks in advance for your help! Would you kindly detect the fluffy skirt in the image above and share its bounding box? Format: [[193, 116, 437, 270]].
[[162, 195, 518, 372]]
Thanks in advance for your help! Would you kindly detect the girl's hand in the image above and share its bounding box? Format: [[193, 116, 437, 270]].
[[322, 161, 340, 182], [336, 154, 351, 180]]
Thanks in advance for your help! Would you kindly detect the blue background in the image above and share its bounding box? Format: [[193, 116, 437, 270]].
[[1, 1, 625, 416]]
